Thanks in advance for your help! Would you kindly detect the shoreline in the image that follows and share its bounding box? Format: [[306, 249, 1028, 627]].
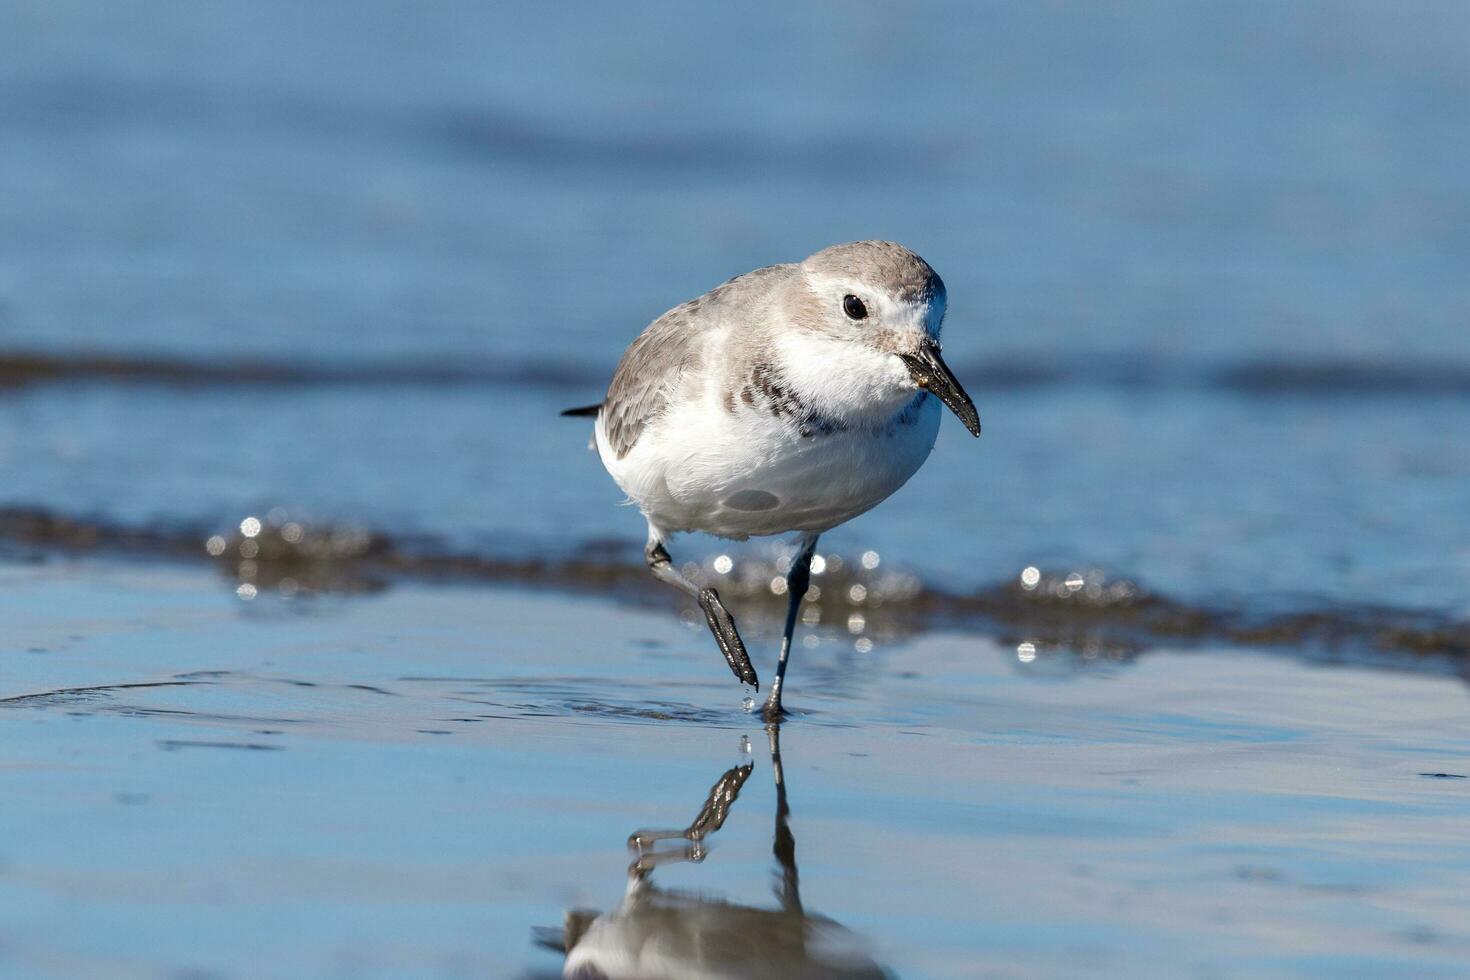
[[3, 504, 1467, 676]]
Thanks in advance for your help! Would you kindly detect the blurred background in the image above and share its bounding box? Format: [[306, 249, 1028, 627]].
[[2, 0, 1468, 613], [4, 4, 1470, 978]]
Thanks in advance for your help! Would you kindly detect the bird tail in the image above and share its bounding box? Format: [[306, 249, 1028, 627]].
[[560, 404, 602, 418]]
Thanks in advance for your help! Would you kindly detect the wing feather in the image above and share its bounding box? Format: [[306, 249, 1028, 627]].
[[602, 264, 789, 459]]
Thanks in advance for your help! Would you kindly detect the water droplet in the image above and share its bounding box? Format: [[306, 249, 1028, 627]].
[[809, 554, 827, 575], [1020, 566, 1041, 589], [741, 696, 755, 712], [861, 550, 881, 570], [239, 516, 262, 538], [1017, 641, 1037, 663], [713, 554, 733, 574], [205, 535, 227, 557]]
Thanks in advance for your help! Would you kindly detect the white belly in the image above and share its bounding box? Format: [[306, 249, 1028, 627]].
[[597, 391, 941, 539]]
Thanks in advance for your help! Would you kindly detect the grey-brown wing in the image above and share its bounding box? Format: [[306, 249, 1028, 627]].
[[601, 302, 703, 459], [601, 263, 790, 459]]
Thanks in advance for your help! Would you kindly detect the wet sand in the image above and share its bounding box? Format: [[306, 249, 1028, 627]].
[[3, 559, 1468, 978]]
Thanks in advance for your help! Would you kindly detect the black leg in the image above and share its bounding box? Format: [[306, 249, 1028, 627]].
[[645, 534, 758, 688], [763, 533, 818, 719]]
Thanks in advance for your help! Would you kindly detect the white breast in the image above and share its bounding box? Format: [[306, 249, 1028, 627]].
[[598, 385, 940, 540]]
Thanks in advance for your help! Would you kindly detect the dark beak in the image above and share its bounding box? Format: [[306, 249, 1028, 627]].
[[899, 341, 980, 437]]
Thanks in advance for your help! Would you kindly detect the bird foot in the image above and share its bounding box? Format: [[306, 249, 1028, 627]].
[[697, 588, 758, 688], [760, 698, 789, 723]]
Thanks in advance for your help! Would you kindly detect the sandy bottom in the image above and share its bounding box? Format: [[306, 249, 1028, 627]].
[[2, 560, 1469, 979]]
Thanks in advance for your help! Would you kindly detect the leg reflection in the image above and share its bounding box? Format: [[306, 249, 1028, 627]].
[[545, 729, 889, 979], [628, 760, 753, 877], [769, 723, 802, 916]]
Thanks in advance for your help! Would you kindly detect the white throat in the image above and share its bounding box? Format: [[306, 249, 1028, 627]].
[[772, 331, 916, 427]]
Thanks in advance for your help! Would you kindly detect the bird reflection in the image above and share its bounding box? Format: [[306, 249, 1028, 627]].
[[541, 727, 889, 979]]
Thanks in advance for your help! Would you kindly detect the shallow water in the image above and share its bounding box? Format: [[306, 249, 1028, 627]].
[[3, 562, 1470, 978], [2, 3, 1469, 977], [1, 0, 1468, 617]]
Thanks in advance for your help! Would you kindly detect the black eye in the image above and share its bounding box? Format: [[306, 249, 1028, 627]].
[[842, 294, 867, 320]]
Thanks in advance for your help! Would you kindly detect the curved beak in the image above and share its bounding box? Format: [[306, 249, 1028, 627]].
[[899, 340, 980, 437]]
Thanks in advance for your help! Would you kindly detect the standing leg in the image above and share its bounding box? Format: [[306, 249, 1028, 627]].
[[644, 525, 758, 687], [763, 533, 819, 719]]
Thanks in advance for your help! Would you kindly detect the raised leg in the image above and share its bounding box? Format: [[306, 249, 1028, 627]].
[[645, 528, 758, 688], [763, 533, 819, 720]]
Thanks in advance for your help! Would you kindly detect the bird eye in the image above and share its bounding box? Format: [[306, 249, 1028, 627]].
[[842, 295, 867, 320]]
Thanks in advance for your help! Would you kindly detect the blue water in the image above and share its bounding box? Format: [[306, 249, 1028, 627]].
[[4, 563, 1470, 978], [2, 7, 1470, 976], [3, 2, 1468, 618]]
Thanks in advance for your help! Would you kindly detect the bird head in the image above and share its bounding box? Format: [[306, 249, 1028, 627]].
[[793, 241, 980, 437]]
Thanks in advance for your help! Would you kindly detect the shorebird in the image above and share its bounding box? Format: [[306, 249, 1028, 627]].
[[565, 241, 979, 717]]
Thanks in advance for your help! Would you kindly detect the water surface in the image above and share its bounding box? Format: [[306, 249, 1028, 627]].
[[1, 0, 1468, 616], [2, 3, 1469, 977], [4, 563, 1470, 978]]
